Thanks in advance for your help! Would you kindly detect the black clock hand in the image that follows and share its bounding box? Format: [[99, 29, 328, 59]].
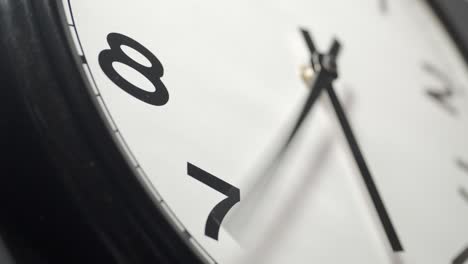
[[325, 82, 404, 252], [256, 34, 340, 197], [299, 28, 403, 252], [221, 33, 340, 240], [300, 28, 317, 55], [256, 33, 339, 177], [222, 93, 355, 245], [282, 64, 334, 152], [281, 31, 340, 154]]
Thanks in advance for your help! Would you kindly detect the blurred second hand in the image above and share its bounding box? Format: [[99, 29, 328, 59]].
[[222, 31, 343, 244]]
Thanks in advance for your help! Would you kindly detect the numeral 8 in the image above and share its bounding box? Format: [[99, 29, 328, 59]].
[[99, 33, 169, 106]]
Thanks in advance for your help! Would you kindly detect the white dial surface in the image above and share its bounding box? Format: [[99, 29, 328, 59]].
[[61, 0, 468, 263]]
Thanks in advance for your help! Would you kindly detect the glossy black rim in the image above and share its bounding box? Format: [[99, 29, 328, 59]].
[[0, 0, 203, 263]]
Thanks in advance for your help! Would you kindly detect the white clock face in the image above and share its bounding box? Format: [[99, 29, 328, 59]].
[[60, 0, 468, 263]]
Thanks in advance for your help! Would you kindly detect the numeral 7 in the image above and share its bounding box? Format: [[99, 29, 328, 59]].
[[187, 163, 240, 240]]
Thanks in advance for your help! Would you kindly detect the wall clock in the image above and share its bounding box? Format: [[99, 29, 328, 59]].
[[1, 0, 468, 263]]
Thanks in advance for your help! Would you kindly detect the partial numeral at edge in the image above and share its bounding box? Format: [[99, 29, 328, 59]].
[[423, 62, 459, 116], [187, 163, 240, 240]]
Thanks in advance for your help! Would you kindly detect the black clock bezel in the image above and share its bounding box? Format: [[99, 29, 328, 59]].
[[0, 0, 203, 263]]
